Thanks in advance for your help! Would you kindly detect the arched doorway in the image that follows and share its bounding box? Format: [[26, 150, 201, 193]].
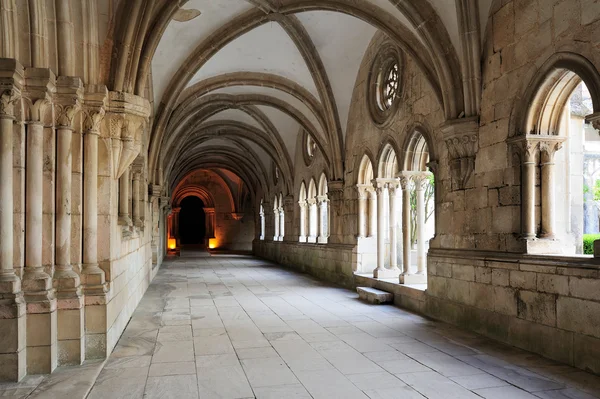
[[179, 196, 207, 246]]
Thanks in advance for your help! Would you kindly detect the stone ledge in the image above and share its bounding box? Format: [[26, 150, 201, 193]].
[[357, 287, 393, 304]]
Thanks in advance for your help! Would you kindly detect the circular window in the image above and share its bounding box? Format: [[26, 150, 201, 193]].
[[367, 41, 403, 126], [302, 130, 317, 166]]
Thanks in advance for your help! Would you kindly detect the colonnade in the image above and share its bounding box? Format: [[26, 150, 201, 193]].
[[356, 171, 432, 283], [510, 135, 565, 248], [299, 196, 329, 244], [0, 60, 152, 381]]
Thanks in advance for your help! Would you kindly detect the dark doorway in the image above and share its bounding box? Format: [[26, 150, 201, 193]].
[[179, 196, 206, 245]]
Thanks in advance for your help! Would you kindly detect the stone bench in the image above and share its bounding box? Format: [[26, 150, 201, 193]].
[[357, 287, 393, 304]]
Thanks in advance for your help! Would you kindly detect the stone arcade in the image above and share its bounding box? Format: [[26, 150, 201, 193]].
[[1, 0, 600, 397]]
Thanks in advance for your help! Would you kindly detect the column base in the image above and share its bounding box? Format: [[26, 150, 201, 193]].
[[118, 215, 132, 226], [57, 294, 85, 366], [307, 236, 317, 244], [523, 238, 570, 254], [317, 236, 328, 244], [84, 294, 109, 360], [26, 304, 58, 375], [399, 273, 427, 284], [373, 267, 401, 279], [81, 264, 108, 296], [0, 295, 27, 382]]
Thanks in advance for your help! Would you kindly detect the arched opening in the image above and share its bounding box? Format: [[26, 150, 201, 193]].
[[317, 173, 329, 244], [307, 178, 318, 243], [355, 154, 377, 273], [179, 196, 207, 246], [298, 182, 308, 242], [511, 55, 600, 255], [401, 131, 435, 284]]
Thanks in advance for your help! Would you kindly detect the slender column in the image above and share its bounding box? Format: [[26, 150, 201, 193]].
[[0, 90, 20, 287], [131, 168, 142, 227], [0, 86, 26, 381], [373, 181, 387, 277], [356, 186, 367, 238], [54, 82, 84, 366], [307, 198, 317, 243], [539, 141, 563, 238], [172, 207, 181, 243], [273, 206, 280, 241], [259, 208, 265, 240], [367, 187, 377, 237], [298, 201, 307, 242], [81, 106, 107, 293], [23, 81, 58, 374], [118, 167, 131, 225], [279, 207, 285, 240], [388, 180, 401, 272], [415, 174, 428, 275], [521, 142, 537, 240], [317, 195, 329, 244], [400, 174, 412, 277]]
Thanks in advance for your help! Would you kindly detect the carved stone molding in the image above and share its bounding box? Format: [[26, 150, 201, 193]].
[[23, 68, 56, 124], [0, 59, 24, 120], [587, 112, 600, 132], [508, 134, 566, 164], [83, 85, 108, 133], [440, 116, 479, 190], [54, 76, 83, 128], [106, 91, 151, 180]]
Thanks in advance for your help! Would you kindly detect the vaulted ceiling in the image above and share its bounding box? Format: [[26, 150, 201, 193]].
[[141, 0, 494, 196]]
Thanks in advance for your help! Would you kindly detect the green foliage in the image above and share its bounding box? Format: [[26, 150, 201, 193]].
[[583, 234, 600, 255], [583, 180, 600, 201]]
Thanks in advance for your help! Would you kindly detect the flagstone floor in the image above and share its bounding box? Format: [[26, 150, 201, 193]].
[[5, 251, 600, 398]]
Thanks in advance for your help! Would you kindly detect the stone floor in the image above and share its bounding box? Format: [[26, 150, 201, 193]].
[[3, 251, 600, 398]]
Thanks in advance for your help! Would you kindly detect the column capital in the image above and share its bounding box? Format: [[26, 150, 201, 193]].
[[356, 184, 369, 199], [508, 134, 565, 164], [131, 162, 144, 178], [0, 59, 24, 120], [440, 116, 479, 190], [398, 172, 414, 189], [83, 85, 108, 133], [307, 198, 317, 206], [23, 68, 56, 124], [159, 196, 171, 209], [316, 195, 329, 204], [587, 112, 600, 131], [298, 199, 307, 208], [54, 76, 83, 129]]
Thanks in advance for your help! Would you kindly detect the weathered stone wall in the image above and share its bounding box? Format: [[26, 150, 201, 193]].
[[253, 240, 356, 289], [427, 249, 600, 374]]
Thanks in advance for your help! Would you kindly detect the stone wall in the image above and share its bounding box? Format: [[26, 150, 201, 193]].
[[253, 240, 356, 289], [427, 249, 600, 374]]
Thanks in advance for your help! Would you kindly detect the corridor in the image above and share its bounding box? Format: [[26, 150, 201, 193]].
[[80, 252, 600, 399]]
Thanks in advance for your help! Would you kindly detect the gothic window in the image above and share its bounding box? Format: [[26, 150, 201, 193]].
[[367, 41, 403, 126], [259, 199, 265, 240], [299, 182, 308, 242]]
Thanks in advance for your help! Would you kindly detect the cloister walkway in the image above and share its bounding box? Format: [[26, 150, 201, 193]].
[[83, 252, 600, 399]]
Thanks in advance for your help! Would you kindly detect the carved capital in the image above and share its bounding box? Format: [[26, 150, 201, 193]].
[[587, 112, 600, 132], [0, 89, 21, 118], [398, 173, 413, 190], [413, 172, 433, 191], [54, 76, 83, 128], [508, 135, 565, 165], [441, 117, 479, 190], [23, 67, 55, 123], [82, 107, 105, 133], [539, 139, 565, 164]]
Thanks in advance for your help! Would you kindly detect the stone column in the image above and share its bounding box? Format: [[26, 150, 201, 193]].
[[81, 95, 109, 360], [273, 205, 280, 241], [415, 173, 430, 276], [307, 198, 317, 243], [539, 140, 564, 239], [317, 195, 329, 244], [388, 179, 401, 274], [0, 79, 26, 381], [508, 136, 540, 241], [279, 206, 285, 240], [54, 77, 84, 366], [356, 185, 367, 238], [259, 207, 265, 240], [325, 180, 343, 244], [23, 69, 58, 375], [373, 181, 387, 278], [204, 208, 216, 239], [131, 165, 142, 228], [298, 201, 307, 242], [399, 174, 413, 284], [172, 207, 181, 245], [283, 196, 294, 242], [118, 167, 132, 226], [367, 186, 377, 237]]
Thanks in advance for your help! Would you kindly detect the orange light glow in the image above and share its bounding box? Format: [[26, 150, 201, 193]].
[[168, 238, 176, 250], [208, 238, 217, 249]]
